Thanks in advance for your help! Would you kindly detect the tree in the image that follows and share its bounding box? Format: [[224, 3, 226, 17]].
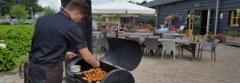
[[0, 0, 42, 16], [128, 0, 148, 5], [0, 0, 11, 16], [43, 7, 55, 16], [19, 0, 43, 14], [128, 1, 136, 4], [139, 1, 147, 5], [10, 4, 28, 19]]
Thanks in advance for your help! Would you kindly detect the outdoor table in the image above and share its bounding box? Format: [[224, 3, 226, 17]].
[[177, 40, 211, 60], [158, 39, 202, 60], [127, 32, 153, 37], [125, 36, 202, 60], [174, 34, 187, 39]]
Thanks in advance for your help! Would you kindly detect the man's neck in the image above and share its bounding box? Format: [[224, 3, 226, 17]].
[[64, 9, 73, 19]]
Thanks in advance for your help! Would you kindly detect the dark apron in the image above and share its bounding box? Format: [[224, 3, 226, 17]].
[[27, 61, 63, 83]]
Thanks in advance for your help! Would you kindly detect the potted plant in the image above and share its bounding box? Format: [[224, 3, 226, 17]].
[[227, 31, 240, 37], [206, 32, 216, 42], [226, 31, 240, 46]]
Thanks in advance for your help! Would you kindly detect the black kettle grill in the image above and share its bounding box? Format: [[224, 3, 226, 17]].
[[65, 38, 142, 83]]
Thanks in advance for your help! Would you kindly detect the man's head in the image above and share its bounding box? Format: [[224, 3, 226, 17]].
[[64, 0, 90, 23]]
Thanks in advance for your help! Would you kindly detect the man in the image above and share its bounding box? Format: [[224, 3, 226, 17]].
[[28, 0, 100, 83]]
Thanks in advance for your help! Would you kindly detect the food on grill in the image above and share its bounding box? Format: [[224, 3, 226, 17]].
[[81, 68, 107, 83]]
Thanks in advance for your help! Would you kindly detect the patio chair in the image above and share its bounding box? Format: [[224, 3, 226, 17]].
[[162, 33, 176, 39], [106, 32, 116, 38], [144, 38, 159, 56], [161, 40, 178, 60], [93, 37, 108, 58], [197, 39, 220, 62], [92, 36, 97, 45], [127, 37, 145, 54]]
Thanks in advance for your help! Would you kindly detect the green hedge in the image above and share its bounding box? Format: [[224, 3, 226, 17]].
[[0, 25, 34, 72], [227, 31, 240, 37]]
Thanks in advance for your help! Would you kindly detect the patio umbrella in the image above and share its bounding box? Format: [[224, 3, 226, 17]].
[[92, 1, 156, 31], [92, 1, 155, 15]]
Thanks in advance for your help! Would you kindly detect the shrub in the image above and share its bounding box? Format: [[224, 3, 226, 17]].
[[0, 22, 11, 25], [227, 31, 240, 37], [9, 4, 28, 20], [0, 25, 33, 71], [43, 7, 55, 16]]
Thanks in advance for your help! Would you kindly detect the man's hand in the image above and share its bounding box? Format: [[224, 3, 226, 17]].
[[79, 48, 100, 68], [65, 52, 76, 60], [94, 61, 100, 68]]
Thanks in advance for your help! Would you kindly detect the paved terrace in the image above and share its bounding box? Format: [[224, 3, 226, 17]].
[[0, 44, 240, 83]]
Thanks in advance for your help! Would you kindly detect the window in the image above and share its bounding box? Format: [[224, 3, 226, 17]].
[[229, 9, 240, 27]]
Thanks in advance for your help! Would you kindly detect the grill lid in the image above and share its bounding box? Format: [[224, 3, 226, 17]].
[[100, 38, 142, 71]]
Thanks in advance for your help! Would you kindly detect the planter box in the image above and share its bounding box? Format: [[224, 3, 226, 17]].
[[225, 36, 240, 47]]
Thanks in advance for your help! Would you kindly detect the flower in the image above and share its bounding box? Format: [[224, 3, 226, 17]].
[[0, 43, 7, 48]]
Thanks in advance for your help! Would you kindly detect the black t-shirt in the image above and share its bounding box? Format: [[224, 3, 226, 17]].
[[29, 10, 87, 64]]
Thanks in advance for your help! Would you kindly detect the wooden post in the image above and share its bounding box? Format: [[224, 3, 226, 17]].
[[206, 9, 211, 35]]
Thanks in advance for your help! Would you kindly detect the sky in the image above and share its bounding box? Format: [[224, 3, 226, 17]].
[[38, 0, 153, 11]]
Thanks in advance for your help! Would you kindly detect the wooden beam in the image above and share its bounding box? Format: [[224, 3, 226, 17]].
[[206, 9, 211, 35]]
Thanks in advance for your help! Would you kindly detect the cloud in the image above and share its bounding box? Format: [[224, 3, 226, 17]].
[[38, 0, 61, 11]]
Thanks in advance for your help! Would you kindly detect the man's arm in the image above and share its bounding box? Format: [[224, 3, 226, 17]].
[[65, 50, 99, 68], [64, 24, 99, 68], [78, 48, 100, 68]]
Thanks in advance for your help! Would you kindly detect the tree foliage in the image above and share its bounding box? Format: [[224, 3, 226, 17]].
[[9, 4, 28, 19], [18, 0, 43, 14], [43, 7, 55, 16], [0, 0, 42, 16], [128, 0, 148, 5]]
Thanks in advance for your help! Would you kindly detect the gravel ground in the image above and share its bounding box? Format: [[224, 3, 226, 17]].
[[1, 44, 240, 83], [132, 44, 240, 83]]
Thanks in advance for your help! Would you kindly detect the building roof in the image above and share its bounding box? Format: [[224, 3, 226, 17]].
[[144, 0, 184, 7]]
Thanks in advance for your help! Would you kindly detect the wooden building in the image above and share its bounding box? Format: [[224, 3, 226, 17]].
[[144, 0, 240, 35]]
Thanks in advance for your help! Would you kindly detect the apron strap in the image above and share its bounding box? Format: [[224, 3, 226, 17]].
[[18, 61, 30, 83]]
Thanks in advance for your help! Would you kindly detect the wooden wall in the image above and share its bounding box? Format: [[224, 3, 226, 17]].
[[153, 0, 240, 33]]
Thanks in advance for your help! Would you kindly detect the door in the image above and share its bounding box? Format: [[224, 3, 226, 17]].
[[188, 11, 194, 36], [188, 10, 201, 36], [188, 9, 211, 36]]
